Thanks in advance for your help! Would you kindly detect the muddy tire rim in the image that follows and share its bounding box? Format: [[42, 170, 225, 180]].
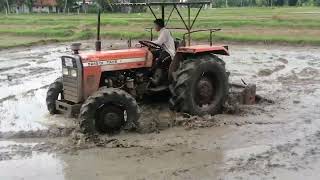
[[96, 105, 125, 131], [79, 88, 140, 134], [194, 74, 216, 108], [169, 54, 229, 116]]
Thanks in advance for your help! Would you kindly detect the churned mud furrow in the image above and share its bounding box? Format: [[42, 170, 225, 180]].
[[0, 41, 319, 180], [0, 63, 31, 73]]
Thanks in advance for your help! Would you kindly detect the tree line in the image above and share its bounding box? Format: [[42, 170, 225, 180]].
[[0, 0, 147, 13], [1, 0, 320, 14], [213, 0, 320, 7]]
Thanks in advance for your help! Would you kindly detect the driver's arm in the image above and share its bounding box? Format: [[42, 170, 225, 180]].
[[153, 30, 167, 46]]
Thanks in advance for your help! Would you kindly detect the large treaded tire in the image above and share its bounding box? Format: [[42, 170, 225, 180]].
[[46, 77, 63, 115], [169, 54, 229, 116], [79, 88, 140, 134]]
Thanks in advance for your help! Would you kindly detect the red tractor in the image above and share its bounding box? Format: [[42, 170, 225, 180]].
[[46, 2, 230, 134]]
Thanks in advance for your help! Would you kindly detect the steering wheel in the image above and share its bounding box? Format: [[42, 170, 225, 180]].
[[139, 40, 162, 50]]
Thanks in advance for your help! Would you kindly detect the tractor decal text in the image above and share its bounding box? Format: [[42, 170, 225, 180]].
[[83, 57, 145, 67]]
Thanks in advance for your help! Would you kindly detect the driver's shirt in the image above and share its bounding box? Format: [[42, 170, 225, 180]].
[[153, 28, 176, 59]]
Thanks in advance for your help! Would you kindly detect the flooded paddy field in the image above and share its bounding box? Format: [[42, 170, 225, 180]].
[[0, 40, 319, 180]]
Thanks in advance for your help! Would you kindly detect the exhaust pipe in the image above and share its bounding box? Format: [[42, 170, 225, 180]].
[[95, 9, 101, 51]]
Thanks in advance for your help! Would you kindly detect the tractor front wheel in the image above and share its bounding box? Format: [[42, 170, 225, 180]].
[[79, 88, 140, 134], [169, 55, 229, 116], [46, 77, 63, 114]]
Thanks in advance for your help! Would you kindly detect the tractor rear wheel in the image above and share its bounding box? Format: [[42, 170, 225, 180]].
[[169, 55, 229, 116], [46, 77, 63, 114], [79, 88, 140, 134]]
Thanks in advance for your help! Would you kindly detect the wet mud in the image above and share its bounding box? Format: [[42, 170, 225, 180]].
[[0, 40, 320, 180]]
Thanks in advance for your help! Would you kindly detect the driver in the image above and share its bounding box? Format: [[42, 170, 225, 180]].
[[152, 19, 176, 62], [149, 19, 176, 86]]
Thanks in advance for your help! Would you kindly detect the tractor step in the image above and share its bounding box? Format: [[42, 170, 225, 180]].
[[56, 100, 82, 117]]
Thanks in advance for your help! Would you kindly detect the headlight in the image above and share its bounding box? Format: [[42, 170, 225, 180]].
[[70, 69, 77, 77], [64, 57, 74, 67], [63, 68, 69, 75]]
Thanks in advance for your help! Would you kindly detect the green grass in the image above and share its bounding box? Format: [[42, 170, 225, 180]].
[[0, 6, 320, 48], [0, 28, 74, 37]]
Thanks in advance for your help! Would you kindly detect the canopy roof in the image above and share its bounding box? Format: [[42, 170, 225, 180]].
[[109, 1, 213, 46]]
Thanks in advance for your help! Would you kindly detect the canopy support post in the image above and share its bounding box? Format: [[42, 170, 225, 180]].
[[95, 9, 101, 51]]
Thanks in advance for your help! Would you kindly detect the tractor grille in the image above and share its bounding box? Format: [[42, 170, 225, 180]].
[[63, 76, 80, 103], [61, 56, 82, 103]]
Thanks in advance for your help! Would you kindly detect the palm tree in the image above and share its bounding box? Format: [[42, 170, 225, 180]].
[[64, 0, 67, 12], [5, 0, 10, 14], [82, 0, 85, 13], [25, 0, 34, 13], [106, 0, 113, 11]]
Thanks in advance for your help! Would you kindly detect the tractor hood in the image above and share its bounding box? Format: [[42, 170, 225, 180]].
[[80, 48, 149, 62], [79, 48, 153, 71]]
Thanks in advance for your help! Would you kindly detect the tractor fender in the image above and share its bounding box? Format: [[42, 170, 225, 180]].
[[177, 45, 229, 56]]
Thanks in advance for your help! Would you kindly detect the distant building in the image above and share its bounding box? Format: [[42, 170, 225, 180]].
[[33, 0, 58, 13], [76, 0, 94, 13], [76, 0, 94, 6], [111, 0, 147, 13], [14, 4, 30, 14]]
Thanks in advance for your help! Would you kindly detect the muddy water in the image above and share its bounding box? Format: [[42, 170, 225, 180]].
[[0, 41, 320, 180]]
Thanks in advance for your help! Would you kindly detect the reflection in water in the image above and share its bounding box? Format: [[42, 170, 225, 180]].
[[0, 145, 225, 180], [61, 147, 224, 180], [0, 152, 64, 180]]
